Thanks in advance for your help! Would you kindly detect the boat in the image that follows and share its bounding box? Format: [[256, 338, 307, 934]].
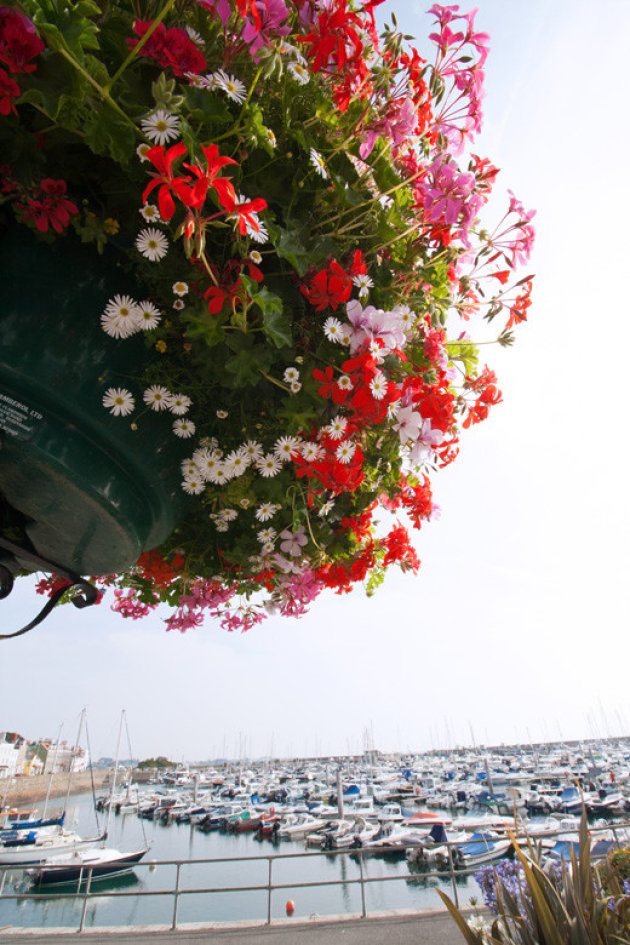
[[28, 847, 147, 886], [456, 830, 511, 868]]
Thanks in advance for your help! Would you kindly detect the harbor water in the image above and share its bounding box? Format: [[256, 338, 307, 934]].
[[0, 793, 477, 930]]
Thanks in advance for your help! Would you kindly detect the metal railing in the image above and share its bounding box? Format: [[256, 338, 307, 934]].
[[1, 819, 628, 933]]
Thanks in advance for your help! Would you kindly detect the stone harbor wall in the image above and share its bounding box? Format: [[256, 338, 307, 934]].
[[1, 770, 112, 808]]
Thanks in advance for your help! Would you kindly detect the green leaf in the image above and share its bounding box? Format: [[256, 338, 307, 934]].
[[182, 312, 227, 348], [271, 225, 311, 275], [31, 0, 100, 61], [436, 892, 485, 945], [240, 276, 292, 348], [224, 337, 273, 387], [261, 306, 292, 348], [84, 101, 136, 163]]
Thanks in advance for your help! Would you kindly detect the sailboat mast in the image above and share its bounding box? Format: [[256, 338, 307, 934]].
[[42, 722, 63, 820], [104, 710, 125, 841], [63, 710, 85, 816]]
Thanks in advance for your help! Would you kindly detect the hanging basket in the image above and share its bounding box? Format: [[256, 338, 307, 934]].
[[0, 227, 190, 578]]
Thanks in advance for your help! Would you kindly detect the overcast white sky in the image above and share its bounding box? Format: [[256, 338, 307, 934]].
[[2, 0, 630, 763]]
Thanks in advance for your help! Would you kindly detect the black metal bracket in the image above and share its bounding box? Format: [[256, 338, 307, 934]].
[[0, 536, 99, 639]]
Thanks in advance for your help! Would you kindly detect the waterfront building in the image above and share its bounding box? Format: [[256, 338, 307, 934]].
[[0, 732, 26, 779]]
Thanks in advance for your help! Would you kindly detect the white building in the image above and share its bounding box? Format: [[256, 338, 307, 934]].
[[0, 732, 26, 779], [42, 741, 89, 775]]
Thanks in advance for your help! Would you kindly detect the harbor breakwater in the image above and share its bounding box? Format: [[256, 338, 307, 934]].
[[1, 771, 111, 807]]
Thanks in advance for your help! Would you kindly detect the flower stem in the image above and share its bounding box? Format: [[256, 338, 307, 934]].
[[259, 370, 291, 393], [57, 49, 136, 131], [105, 0, 178, 93]]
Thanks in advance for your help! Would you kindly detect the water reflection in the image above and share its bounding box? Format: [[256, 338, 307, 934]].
[[0, 793, 480, 929]]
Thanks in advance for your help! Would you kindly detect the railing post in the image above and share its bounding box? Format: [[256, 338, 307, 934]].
[[78, 867, 93, 933], [446, 839, 459, 908], [358, 848, 367, 918], [171, 862, 181, 930], [267, 857, 273, 925]]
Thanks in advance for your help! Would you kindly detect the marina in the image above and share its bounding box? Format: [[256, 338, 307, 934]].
[[2, 739, 630, 931]]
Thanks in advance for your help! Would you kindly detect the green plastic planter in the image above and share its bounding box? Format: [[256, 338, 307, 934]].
[[0, 227, 190, 576]]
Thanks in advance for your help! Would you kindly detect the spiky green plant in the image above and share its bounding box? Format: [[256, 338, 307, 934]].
[[439, 815, 630, 945]]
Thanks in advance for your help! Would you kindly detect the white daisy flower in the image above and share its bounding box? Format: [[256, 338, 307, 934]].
[[352, 273, 373, 297], [318, 499, 334, 517], [101, 294, 141, 338], [310, 148, 328, 179], [185, 71, 206, 88], [245, 217, 269, 244], [213, 69, 247, 103], [103, 387, 135, 417], [215, 519, 229, 532], [195, 449, 219, 480], [173, 281, 189, 296], [136, 300, 161, 330], [265, 128, 276, 148], [143, 385, 171, 411], [239, 498, 252, 509], [326, 416, 347, 440], [257, 527, 276, 544], [136, 143, 151, 162], [200, 71, 221, 90], [181, 458, 200, 477], [255, 503, 279, 522], [323, 316, 343, 343], [173, 418, 196, 438], [300, 442, 321, 462], [260, 541, 275, 555], [207, 462, 229, 484], [337, 374, 353, 391], [141, 109, 180, 146], [136, 227, 169, 261], [216, 409, 228, 419], [370, 372, 388, 400], [283, 367, 300, 383], [222, 508, 238, 522], [249, 250, 262, 265], [273, 435, 301, 461], [336, 440, 356, 464], [288, 61, 309, 84], [339, 329, 352, 346], [167, 393, 192, 415], [140, 204, 161, 223], [290, 380, 302, 393], [224, 450, 248, 477], [185, 25, 203, 45], [368, 339, 384, 360], [256, 453, 282, 478], [242, 440, 263, 463], [199, 436, 219, 451], [182, 474, 205, 495], [173, 299, 185, 310]]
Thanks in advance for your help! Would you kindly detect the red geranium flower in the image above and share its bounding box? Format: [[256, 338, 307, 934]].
[[20, 179, 78, 233]]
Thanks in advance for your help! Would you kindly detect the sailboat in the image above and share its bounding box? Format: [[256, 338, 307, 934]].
[[0, 714, 105, 866], [28, 710, 149, 886]]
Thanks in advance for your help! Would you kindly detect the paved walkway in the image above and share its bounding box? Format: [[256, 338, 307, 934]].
[[0, 909, 476, 945]]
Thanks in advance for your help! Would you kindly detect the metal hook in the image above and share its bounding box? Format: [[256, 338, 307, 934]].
[[0, 536, 100, 639]]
